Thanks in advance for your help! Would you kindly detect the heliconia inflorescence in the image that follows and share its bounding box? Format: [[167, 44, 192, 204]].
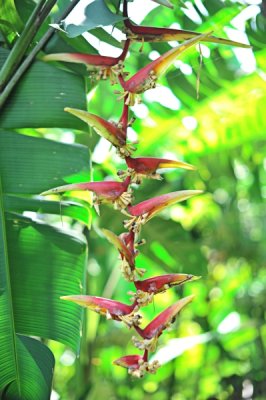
[[42, 0, 250, 377]]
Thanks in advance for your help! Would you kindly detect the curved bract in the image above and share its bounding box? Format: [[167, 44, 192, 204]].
[[64, 107, 136, 157], [119, 33, 211, 105], [123, 0, 250, 48]]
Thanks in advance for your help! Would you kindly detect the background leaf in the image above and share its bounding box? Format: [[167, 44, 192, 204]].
[[63, 0, 124, 38], [3, 335, 54, 400], [0, 179, 55, 399], [6, 214, 87, 351], [0, 0, 23, 37], [0, 130, 91, 194], [4, 194, 91, 226]]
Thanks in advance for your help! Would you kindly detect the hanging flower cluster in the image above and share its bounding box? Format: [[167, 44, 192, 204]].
[[42, 0, 250, 378]]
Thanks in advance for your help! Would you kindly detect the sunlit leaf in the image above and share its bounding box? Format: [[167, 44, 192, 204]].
[[63, 0, 124, 38]]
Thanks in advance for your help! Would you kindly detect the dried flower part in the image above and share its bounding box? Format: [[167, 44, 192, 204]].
[[64, 108, 136, 157], [113, 188, 133, 211], [43, 40, 131, 84], [118, 33, 211, 105], [41, 177, 132, 211], [134, 273, 200, 294], [137, 295, 195, 340], [124, 156, 195, 183], [119, 310, 142, 328], [113, 354, 160, 378], [129, 289, 154, 307], [124, 190, 203, 233], [119, 260, 145, 282], [60, 295, 137, 325], [132, 335, 158, 352]]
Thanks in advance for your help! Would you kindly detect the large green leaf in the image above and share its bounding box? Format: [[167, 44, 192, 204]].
[[0, 48, 87, 129], [6, 214, 87, 350], [0, 130, 90, 347], [0, 179, 54, 399], [3, 335, 54, 400], [0, 129, 90, 394], [0, 130, 90, 194]]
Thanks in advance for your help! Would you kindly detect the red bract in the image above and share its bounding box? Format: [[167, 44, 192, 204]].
[[102, 228, 135, 267], [118, 33, 210, 105], [119, 230, 136, 255], [132, 295, 194, 351], [102, 229, 145, 281], [41, 176, 132, 211], [141, 295, 194, 338], [102, 229, 136, 279], [60, 295, 140, 327], [113, 354, 160, 377], [124, 190, 203, 233], [43, 39, 130, 84], [123, 1, 250, 48], [113, 354, 144, 369], [117, 103, 131, 132], [132, 274, 199, 306], [64, 107, 136, 157], [135, 273, 199, 294], [124, 156, 195, 183]]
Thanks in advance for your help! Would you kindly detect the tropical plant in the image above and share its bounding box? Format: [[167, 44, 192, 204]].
[[0, 0, 265, 399]]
